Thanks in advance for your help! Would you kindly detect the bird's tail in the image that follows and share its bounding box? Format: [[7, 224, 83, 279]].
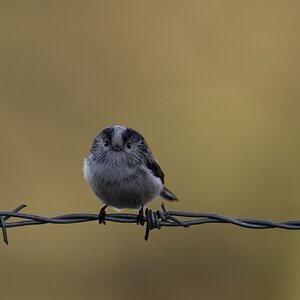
[[160, 187, 178, 201]]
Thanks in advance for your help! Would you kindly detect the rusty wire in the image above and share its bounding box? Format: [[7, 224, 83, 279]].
[[1, 203, 300, 244]]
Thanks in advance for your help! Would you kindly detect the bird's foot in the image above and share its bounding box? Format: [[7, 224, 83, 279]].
[[137, 206, 145, 226], [98, 205, 108, 224]]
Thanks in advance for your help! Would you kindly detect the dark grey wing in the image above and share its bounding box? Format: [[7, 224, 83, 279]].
[[146, 158, 165, 184], [146, 154, 178, 201]]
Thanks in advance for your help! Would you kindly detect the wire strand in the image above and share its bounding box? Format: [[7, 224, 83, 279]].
[[1, 203, 300, 244]]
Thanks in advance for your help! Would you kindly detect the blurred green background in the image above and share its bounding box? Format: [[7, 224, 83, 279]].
[[1, 1, 300, 299]]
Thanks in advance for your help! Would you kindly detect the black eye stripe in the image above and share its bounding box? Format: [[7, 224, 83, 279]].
[[123, 128, 144, 143], [101, 127, 114, 142]]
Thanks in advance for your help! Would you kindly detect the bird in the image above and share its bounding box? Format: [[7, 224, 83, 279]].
[[83, 125, 177, 224]]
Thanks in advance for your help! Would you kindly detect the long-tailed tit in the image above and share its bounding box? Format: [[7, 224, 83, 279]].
[[83, 125, 177, 223]]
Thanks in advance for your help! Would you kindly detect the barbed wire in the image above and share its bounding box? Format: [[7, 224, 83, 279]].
[[1, 203, 300, 244]]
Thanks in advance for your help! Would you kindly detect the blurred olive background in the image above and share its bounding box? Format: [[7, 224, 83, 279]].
[[1, 1, 300, 299]]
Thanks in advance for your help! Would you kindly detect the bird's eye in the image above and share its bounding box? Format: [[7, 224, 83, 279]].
[[104, 140, 110, 147], [127, 142, 132, 149]]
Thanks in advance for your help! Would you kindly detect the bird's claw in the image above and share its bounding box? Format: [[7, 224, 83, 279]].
[[137, 206, 145, 226], [98, 205, 108, 224]]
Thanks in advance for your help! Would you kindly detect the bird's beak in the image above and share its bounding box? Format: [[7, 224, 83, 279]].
[[112, 145, 122, 151]]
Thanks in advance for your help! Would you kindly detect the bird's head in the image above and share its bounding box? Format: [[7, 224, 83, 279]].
[[89, 125, 149, 166]]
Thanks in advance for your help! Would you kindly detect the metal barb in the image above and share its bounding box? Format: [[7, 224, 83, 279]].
[[0, 217, 8, 244], [1, 203, 300, 244], [0, 204, 27, 244]]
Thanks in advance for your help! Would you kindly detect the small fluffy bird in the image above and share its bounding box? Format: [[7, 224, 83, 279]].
[[83, 125, 177, 223]]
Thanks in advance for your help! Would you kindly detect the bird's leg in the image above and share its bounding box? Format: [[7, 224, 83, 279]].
[[98, 205, 108, 224], [137, 205, 145, 226]]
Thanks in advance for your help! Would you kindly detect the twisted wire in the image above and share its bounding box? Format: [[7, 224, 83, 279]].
[[1, 203, 300, 244]]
